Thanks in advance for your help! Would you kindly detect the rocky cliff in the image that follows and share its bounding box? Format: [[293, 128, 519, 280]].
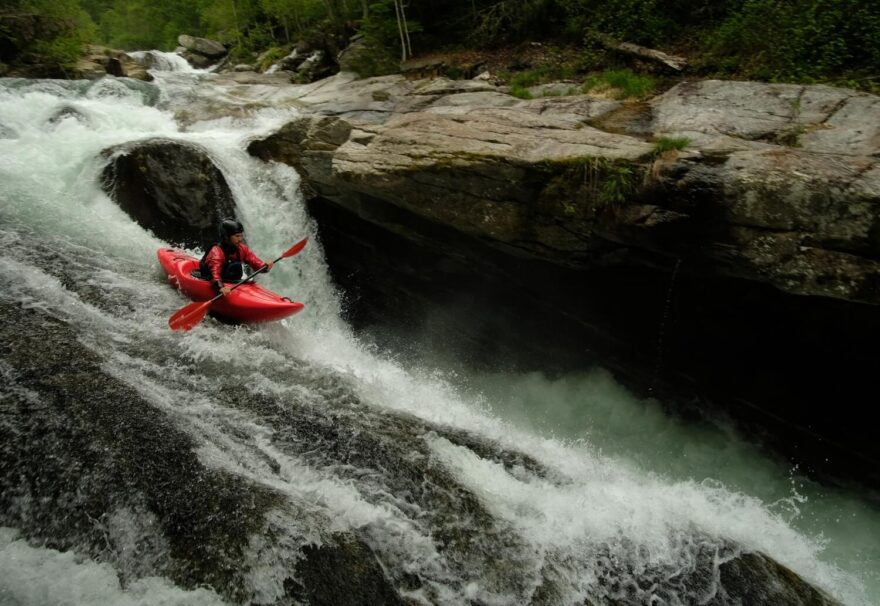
[[243, 72, 880, 489]]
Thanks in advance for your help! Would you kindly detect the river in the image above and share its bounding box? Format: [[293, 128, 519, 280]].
[[0, 56, 877, 605]]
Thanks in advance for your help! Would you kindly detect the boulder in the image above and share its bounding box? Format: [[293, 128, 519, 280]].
[[100, 139, 237, 247], [70, 45, 153, 81], [177, 34, 227, 59], [180, 50, 216, 69]]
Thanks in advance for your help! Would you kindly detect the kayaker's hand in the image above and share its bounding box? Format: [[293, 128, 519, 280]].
[[220, 286, 232, 297], [265, 260, 274, 271]]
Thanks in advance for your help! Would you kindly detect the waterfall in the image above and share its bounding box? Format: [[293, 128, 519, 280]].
[[0, 68, 877, 606], [128, 50, 201, 73]]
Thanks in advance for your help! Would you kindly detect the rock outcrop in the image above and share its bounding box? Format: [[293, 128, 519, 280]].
[[177, 34, 227, 69], [245, 72, 880, 486], [70, 45, 153, 81], [249, 74, 880, 306], [101, 139, 237, 247]]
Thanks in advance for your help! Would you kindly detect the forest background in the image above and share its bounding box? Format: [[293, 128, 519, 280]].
[[2, 0, 880, 90]]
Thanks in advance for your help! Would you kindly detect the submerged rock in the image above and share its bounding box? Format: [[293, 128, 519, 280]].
[[0, 302, 406, 604], [100, 138, 237, 247], [0, 300, 842, 605]]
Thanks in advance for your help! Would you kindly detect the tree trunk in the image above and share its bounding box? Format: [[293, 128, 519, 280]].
[[597, 34, 688, 71], [400, 0, 412, 57], [393, 0, 407, 62]]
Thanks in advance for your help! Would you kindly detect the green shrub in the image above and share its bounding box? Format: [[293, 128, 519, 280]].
[[257, 46, 286, 71], [653, 137, 690, 154], [509, 84, 533, 99], [599, 164, 637, 204], [706, 0, 880, 82], [582, 69, 655, 99], [18, 0, 96, 65], [504, 65, 579, 98], [556, 0, 678, 46]]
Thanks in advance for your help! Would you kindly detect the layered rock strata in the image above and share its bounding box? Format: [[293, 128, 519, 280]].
[[245, 73, 880, 486]]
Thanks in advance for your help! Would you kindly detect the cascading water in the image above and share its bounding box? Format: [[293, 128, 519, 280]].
[[128, 51, 200, 73], [1, 63, 878, 606]]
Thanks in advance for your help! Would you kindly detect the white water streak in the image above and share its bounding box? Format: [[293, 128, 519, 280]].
[[0, 70, 876, 606]]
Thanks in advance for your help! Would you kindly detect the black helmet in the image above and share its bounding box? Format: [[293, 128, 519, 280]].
[[219, 218, 244, 240]]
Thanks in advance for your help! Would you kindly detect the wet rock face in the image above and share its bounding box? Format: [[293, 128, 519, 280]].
[[0, 300, 841, 605], [0, 302, 275, 599], [0, 302, 407, 604], [100, 139, 237, 248], [291, 537, 407, 606], [245, 74, 880, 485]]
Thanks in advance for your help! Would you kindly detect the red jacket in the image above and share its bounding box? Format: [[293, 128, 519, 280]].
[[204, 243, 266, 285]]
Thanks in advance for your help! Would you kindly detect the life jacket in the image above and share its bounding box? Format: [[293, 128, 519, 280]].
[[199, 242, 265, 284]]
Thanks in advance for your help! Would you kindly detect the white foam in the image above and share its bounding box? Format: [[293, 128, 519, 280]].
[[0, 528, 227, 606], [0, 70, 876, 606]]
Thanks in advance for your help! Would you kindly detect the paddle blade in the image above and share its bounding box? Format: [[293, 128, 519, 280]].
[[281, 236, 308, 259], [168, 300, 212, 331]]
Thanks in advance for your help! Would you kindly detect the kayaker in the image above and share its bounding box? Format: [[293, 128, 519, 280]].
[[200, 219, 274, 296]]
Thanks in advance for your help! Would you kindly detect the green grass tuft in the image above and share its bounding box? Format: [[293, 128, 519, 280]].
[[582, 69, 656, 99], [653, 137, 691, 154]]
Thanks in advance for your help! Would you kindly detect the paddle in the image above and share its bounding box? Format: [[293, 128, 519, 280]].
[[168, 236, 308, 331]]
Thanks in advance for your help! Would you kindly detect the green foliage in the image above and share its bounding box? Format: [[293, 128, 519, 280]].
[[582, 69, 655, 99], [362, 0, 422, 57], [9, 0, 878, 89], [509, 84, 533, 99], [556, 0, 670, 45], [98, 0, 201, 50], [260, 0, 326, 41], [546, 156, 641, 207], [705, 0, 880, 82], [502, 66, 577, 98], [338, 0, 424, 77], [510, 69, 543, 88], [341, 44, 399, 77], [599, 163, 636, 205], [257, 45, 286, 70], [19, 0, 97, 64], [653, 137, 690, 154], [470, 0, 558, 44]]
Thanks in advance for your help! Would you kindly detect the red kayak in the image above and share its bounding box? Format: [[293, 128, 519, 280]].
[[157, 248, 304, 323]]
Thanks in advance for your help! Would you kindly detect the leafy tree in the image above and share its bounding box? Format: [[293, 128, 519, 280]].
[[259, 0, 326, 42], [99, 0, 201, 50], [709, 0, 880, 81], [19, 0, 97, 64]]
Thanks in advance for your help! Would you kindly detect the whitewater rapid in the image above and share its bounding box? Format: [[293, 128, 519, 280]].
[[0, 60, 877, 605]]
